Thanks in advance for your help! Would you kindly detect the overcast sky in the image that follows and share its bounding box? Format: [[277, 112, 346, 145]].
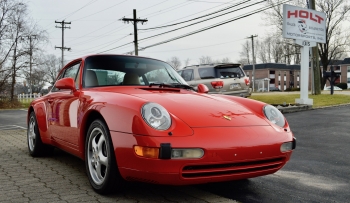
[[28, 0, 281, 66]]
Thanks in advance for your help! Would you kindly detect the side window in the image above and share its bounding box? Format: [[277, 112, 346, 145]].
[[181, 69, 194, 81], [52, 63, 81, 92], [198, 68, 215, 79]]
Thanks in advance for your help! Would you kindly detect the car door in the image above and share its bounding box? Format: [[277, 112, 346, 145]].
[[47, 62, 81, 148]]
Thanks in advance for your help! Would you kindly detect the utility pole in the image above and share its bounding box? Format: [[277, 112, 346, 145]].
[[247, 35, 258, 92], [55, 20, 71, 68], [309, 0, 321, 95], [122, 9, 147, 56]]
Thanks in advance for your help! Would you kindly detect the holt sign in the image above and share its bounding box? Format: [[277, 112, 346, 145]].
[[282, 4, 326, 44]]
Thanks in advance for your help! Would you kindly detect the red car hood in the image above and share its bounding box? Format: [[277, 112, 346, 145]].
[[113, 87, 269, 127]]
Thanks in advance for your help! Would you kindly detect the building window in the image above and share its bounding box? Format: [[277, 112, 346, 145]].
[[347, 66, 350, 72], [347, 78, 350, 83], [270, 70, 275, 74]]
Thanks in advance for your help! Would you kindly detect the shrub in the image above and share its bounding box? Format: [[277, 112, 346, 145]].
[[0, 99, 24, 109], [336, 83, 348, 90]]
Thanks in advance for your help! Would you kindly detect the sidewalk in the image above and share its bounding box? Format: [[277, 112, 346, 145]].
[[0, 129, 237, 203]]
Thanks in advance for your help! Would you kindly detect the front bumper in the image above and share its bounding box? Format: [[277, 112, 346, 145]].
[[110, 126, 294, 185]]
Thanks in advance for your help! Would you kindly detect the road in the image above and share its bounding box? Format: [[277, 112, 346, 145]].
[[199, 104, 350, 202], [0, 109, 27, 130], [0, 106, 349, 202]]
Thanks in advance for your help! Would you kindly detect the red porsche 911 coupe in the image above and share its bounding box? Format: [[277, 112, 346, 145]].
[[27, 54, 296, 194]]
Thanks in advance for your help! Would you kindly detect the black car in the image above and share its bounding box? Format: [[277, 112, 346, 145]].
[[269, 87, 281, 91]]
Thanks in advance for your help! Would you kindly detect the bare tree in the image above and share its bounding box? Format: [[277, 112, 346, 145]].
[[8, 1, 29, 101], [317, 0, 350, 87], [183, 58, 191, 67], [198, 56, 213, 64], [239, 40, 251, 64], [0, 0, 49, 99], [39, 54, 61, 85], [166, 56, 182, 70], [221, 57, 232, 63], [237, 58, 249, 66], [0, 0, 20, 94], [263, 0, 350, 89]]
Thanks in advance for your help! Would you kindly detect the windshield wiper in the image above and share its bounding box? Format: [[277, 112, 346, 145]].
[[149, 83, 195, 91]]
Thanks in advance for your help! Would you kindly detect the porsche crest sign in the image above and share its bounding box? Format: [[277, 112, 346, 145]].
[[282, 4, 326, 44]]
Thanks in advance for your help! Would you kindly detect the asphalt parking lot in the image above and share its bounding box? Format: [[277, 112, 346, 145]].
[[1, 103, 350, 202]]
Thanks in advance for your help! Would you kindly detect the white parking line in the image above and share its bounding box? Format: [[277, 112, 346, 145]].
[[0, 125, 26, 130]]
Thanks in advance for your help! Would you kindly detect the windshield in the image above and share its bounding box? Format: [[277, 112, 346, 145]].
[[83, 55, 187, 87]]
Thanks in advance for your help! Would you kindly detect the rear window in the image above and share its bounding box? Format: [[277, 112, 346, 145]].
[[198, 66, 245, 79]]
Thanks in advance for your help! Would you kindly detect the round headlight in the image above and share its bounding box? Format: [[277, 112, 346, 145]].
[[263, 105, 285, 127], [141, 103, 171, 130]]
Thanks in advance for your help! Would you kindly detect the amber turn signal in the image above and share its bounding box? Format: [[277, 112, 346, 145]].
[[134, 146, 160, 158]]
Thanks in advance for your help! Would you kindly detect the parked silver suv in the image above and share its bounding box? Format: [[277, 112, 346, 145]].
[[177, 63, 252, 97]]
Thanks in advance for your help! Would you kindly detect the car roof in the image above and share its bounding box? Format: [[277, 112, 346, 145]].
[[66, 54, 168, 65], [182, 63, 242, 70]]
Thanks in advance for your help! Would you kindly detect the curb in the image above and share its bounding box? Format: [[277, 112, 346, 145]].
[[276, 104, 312, 114], [276, 103, 350, 114]]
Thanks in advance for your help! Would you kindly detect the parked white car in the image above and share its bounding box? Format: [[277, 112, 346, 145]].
[[324, 86, 342, 91]]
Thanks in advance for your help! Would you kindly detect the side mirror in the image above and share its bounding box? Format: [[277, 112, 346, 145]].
[[55, 77, 76, 91], [197, 84, 209, 93]]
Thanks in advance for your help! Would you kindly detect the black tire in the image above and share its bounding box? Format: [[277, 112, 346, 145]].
[[85, 119, 123, 194], [27, 111, 53, 157]]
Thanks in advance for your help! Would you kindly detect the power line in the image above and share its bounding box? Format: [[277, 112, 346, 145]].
[[70, 0, 129, 21], [62, 0, 98, 20], [139, 0, 289, 51], [137, 0, 171, 13], [139, 0, 238, 35], [67, 25, 129, 45], [143, 38, 245, 53], [51, 0, 196, 51], [139, 0, 253, 30], [88, 34, 132, 52], [142, 1, 194, 19], [97, 42, 134, 54], [187, 0, 237, 3], [138, 0, 265, 42], [63, 0, 170, 46], [92, 0, 288, 54]]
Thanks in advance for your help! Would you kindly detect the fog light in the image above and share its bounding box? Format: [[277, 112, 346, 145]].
[[280, 142, 293, 152], [134, 146, 159, 158], [171, 148, 204, 159]]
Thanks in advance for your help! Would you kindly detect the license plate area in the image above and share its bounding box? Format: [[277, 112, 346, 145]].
[[230, 83, 241, 89]]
